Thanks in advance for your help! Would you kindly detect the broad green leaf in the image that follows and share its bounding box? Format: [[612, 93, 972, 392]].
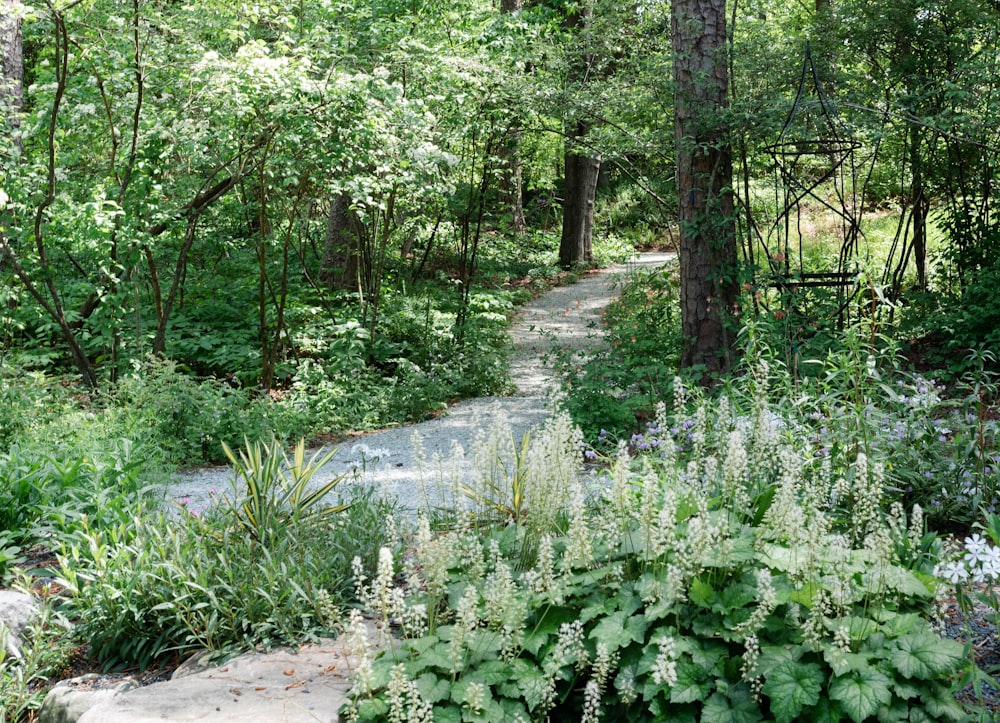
[[415, 672, 451, 703], [920, 688, 967, 720], [823, 647, 874, 677], [408, 643, 458, 673], [861, 566, 932, 598], [355, 697, 389, 719], [590, 611, 649, 651], [761, 660, 824, 723], [876, 700, 908, 722], [669, 660, 710, 704], [811, 697, 844, 722], [891, 678, 921, 700], [689, 576, 716, 608], [432, 706, 462, 723], [476, 660, 517, 686], [875, 612, 921, 638], [700, 688, 763, 723], [828, 669, 892, 723], [890, 631, 964, 679]]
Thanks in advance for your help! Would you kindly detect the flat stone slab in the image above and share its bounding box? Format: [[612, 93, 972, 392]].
[[69, 639, 360, 723]]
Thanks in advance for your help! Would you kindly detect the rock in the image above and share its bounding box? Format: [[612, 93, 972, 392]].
[[0, 590, 37, 659], [38, 637, 367, 723], [39, 675, 139, 723]]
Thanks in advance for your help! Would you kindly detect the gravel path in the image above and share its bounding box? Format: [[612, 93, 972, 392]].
[[167, 253, 675, 515]]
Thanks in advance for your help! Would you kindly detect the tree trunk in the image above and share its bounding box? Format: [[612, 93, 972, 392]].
[[0, 0, 22, 132], [500, 129, 527, 237], [320, 193, 360, 292], [673, 0, 738, 377], [909, 128, 928, 290], [558, 2, 599, 270], [559, 124, 600, 269], [499, 0, 526, 236]]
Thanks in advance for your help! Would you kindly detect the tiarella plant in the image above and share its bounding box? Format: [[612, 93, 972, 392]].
[[342, 377, 969, 722]]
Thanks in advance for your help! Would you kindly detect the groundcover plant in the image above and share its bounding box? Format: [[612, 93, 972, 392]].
[[341, 381, 970, 722]]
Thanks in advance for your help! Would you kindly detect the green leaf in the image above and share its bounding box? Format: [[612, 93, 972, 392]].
[[432, 706, 462, 723], [415, 672, 451, 703], [876, 612, 921, 638], [761, 660, 824, 723], [828, 669, 892, 723], [355, 697, 389, 719], [700, 687, 763, 723], [669, 660, 711, 704], [689, 576, 716, 608], [891, 678, 921, 700], [476, 660, 516, 686], [590, 611, 649, 651], [810, 697, 844, 722], [823, 647, 874, 678], [920, 688, 967, 720], [889, 631, 964, 680]]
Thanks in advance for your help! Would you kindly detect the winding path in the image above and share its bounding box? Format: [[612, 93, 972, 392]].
[[167, 252, 674, 513]]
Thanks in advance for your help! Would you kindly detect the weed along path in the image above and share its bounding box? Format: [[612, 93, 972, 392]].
[[167, 252, 675, 516]]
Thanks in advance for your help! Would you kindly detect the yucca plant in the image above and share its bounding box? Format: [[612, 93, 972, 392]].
[[221, 438, 348, 544]]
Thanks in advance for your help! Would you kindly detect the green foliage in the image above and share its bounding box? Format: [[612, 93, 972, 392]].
[[0, 438, 160, 579], [0, 366, 76, 449], [736, 318, 1000, 530], [110, 359, 288, 466], [59, 479, 399, 670], [221, 438, 348, 544], [901, 266, 1000, 379], [343, 384, 969, 721], [0, 580, 75, 722], [558, 264, 682, 447]]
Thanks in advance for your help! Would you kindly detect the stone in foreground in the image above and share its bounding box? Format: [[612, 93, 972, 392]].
[[42, 639, 361, 723]]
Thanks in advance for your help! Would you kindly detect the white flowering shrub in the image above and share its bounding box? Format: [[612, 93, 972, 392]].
[[343, 382, 970, 722]]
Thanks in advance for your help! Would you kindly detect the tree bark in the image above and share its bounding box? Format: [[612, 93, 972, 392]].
[[559, 123, 600, 268], [319, 193, 360, 292], [0, 0, 22, 133], [499, 0, 526, 236], [673, 0, 738, 377], [909, 127, 928, 290], [558, 2, 599, 269]]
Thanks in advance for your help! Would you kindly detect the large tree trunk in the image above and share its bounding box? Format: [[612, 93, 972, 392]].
[[320, 193, 360, 292], [558, 2, 599, 269], [673, 0, 738, 377], [559, 123, 600, 268]]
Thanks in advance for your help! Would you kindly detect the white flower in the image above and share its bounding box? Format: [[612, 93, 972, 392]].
[[964, 533, 993, 565], [981, 547, 1000, 581], [938, 560, 969, 584], [651, 635, 678, 687]]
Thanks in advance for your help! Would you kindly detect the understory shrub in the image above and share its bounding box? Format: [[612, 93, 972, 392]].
[[0, 438, 160, 579], [110, 358, 286, 466], [343, 377, 970, 722], [741, 327, 1000, 531]]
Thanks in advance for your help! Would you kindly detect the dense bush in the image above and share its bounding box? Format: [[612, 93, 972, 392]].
[[342, 380, 970, 721], [0, 438, 161, 578]]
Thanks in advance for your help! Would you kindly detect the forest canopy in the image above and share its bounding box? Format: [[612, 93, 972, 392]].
[[0, 0, 997, 421]]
